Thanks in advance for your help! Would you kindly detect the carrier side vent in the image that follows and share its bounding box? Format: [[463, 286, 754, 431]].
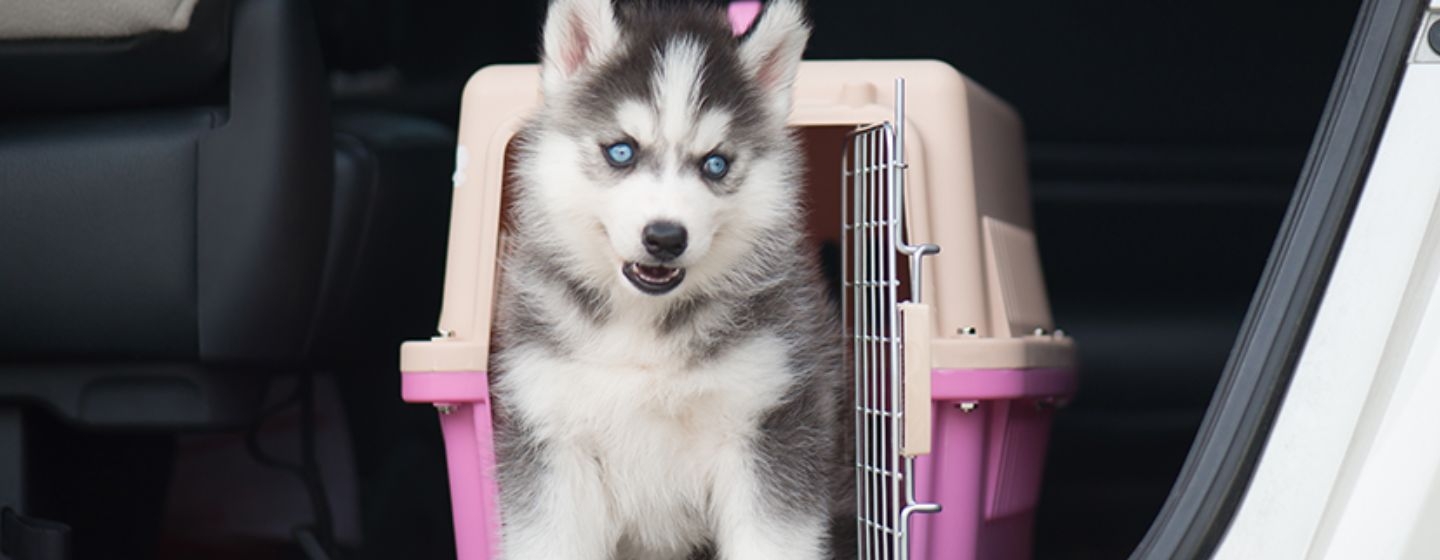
[[982, 217, 1054, 339]]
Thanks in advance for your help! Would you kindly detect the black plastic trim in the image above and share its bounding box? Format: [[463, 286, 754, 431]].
[[1, 507, 71, 560], [1130, 0, 1429, 558], [1428, 16, 1440, 56]]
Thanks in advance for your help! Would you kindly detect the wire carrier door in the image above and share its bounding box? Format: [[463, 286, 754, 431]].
[[842, 79, 942, 560]]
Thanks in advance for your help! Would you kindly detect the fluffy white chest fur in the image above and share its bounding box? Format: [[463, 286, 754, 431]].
[[498, 311, 798, 557]]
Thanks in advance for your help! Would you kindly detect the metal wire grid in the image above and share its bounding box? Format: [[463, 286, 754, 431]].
[[842, 118, 901, 559], [841, 79, 938, 560]]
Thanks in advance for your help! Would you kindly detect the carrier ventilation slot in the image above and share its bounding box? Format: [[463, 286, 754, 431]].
[[843, 78, 941, 560]]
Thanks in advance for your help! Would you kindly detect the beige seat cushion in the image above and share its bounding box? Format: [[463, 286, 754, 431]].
[[0, 0, 199, 40]]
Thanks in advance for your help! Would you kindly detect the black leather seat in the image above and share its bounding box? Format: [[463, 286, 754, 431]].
[[0, 0, 453, 557], [0, 0, 328, 418]]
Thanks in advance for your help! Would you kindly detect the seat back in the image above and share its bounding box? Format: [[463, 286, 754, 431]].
[[0, 0, 332, 368]]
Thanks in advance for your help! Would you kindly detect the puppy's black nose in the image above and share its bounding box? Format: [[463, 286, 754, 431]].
[[642, 221, 688, 261]]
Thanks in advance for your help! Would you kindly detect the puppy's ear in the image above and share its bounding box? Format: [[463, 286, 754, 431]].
[[738, 0, 810, 120], [540, 0, 622, 98]]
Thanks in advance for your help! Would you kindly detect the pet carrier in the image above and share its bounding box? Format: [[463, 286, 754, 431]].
[[401, 59, 1077, 560]]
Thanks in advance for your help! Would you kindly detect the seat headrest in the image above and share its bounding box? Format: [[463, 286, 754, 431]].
[[0, 0, 230, 115], [0, 0, 201, 40]]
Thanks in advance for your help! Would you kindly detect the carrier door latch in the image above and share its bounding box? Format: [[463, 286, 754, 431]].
[[898, 242, 939, 458], [900, 301, 933, 457]]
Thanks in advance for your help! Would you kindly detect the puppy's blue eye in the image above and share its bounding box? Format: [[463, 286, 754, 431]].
[[701, 154, 729, 179], [604, 142, 636, 167]]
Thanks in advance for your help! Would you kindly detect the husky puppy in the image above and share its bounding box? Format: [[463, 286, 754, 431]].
[[492, 1, 848, 558]]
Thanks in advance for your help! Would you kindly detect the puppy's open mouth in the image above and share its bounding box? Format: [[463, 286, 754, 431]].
[[622, 262, 685, 295]]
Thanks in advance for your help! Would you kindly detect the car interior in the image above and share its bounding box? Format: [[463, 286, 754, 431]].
[[0, 0, 1366, 558]]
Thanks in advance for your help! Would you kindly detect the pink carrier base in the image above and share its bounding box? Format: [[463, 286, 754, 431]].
[[911, 367, 1077, 560], [404, 366, 1074, 560], [402, 372, 501, 560]]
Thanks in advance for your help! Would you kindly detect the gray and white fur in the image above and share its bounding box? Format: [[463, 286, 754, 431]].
[[491, 1, 850, 558]]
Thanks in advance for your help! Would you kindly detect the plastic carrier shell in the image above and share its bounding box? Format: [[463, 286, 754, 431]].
[[401, 60, 1077, 560]]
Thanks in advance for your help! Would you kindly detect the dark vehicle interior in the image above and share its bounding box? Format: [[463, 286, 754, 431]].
[[0, 0, 1365, 558]]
